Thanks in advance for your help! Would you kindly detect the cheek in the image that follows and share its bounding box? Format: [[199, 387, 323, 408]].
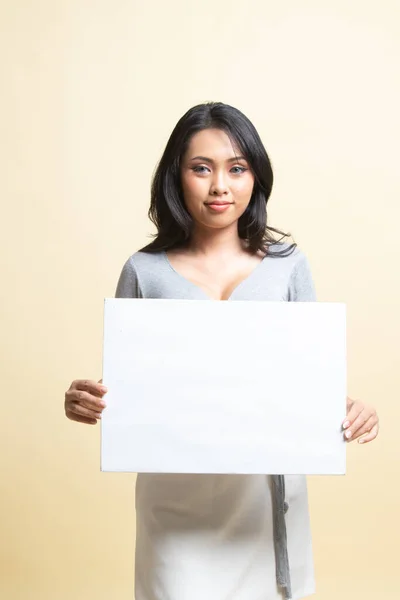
[[181, 174, 207, 206], [234, 176, 254, 199]]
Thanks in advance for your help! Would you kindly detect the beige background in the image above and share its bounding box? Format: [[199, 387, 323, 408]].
[[1, 1, 399, 599]]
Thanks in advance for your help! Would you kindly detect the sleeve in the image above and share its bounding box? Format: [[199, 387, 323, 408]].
[[115, 256, 143, 299], [287, 253, 317, 302]]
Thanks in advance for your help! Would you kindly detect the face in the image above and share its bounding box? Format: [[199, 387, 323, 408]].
[[180, 128, 255, 232]]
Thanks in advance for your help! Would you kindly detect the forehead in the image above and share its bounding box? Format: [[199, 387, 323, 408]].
[[185, 128, 242, 159]]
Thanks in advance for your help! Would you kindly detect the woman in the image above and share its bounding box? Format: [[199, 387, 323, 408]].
[[64, 102, 379, 600]]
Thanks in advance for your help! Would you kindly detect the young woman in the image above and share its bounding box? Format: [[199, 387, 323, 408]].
[[64, 102, 379, 600]]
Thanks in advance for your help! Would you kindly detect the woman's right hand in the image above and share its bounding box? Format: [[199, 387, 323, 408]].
[[64, 379, 108, 425]]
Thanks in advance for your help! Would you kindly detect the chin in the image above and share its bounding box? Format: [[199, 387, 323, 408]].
[[199, 217, 239, 230]]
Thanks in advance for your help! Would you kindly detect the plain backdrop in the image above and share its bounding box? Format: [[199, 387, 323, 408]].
[[1, 1, 399, 599]]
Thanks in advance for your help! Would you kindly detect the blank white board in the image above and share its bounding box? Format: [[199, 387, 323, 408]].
[[101, 299, 346, 475]]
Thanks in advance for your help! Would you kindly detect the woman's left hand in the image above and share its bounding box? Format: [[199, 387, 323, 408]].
[[342, 397, 379, 444]]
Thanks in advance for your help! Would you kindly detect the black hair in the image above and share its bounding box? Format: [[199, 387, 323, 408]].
[[141, 102, 296, 257]]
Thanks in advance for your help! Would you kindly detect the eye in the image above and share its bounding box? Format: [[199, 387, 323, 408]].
[[230, 166, 248, 174], [192, 165, 210, 174]]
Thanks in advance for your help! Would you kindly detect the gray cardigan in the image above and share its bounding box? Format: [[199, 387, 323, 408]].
[[115, 244, 317, 599]]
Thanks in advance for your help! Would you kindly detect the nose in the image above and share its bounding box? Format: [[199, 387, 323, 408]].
[[210, 171, 229, 196]]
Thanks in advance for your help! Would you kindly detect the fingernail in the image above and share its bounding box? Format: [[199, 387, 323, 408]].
[[343, 421, 350, 429], [100, 386, 107, 393], [358, 438, 365, 444], [100, 402, 107, 408], [96, 413, 102, 419], [345, 430, 352, 439]]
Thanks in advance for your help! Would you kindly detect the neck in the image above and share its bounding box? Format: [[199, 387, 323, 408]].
[[187, 223, 246, 258]]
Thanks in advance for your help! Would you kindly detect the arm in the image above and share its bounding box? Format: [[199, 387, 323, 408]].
[[64, 255, 142, 424], [287, 253, 316, 302], [115, 256, 143, 299], [288, 251, 379, 445]]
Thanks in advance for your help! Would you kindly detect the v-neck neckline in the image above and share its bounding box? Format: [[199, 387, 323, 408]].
[[161, 250, 267, 301]]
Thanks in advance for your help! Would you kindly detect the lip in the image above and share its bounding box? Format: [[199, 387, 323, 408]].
[[205, 202, 232, 212]]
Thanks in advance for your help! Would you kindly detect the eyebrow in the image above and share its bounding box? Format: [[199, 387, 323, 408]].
[[189, 155, 247, 164]]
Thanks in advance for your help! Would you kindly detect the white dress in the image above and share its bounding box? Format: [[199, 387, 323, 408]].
[[115, 245, 317, 600]]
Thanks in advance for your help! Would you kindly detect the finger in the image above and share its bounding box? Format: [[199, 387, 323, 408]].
[[66, 410, 98, 425], [342, 400, 363, 429], [358, 423, 379, 444], [71, 379, 107, 398], [66, 403, 103, 421], [345, 415, 377, 442], [66, 389, 106, 412], [343, 409, 374, 441]]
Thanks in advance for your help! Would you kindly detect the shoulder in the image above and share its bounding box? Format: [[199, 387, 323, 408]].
[[266, 242, 316, 301], [126, 250, 166, 271], [267, 242, 310, 271], [118, 250, 168, 278], [270, 243, 316, 301], [115, 251, 164, 298], [115, 250, 168, 298]]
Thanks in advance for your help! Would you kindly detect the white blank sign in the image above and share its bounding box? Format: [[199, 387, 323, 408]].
[[101, 299, 346, 475]]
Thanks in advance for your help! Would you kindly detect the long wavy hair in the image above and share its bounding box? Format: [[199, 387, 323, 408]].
[[141, 102, 295, 257]]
